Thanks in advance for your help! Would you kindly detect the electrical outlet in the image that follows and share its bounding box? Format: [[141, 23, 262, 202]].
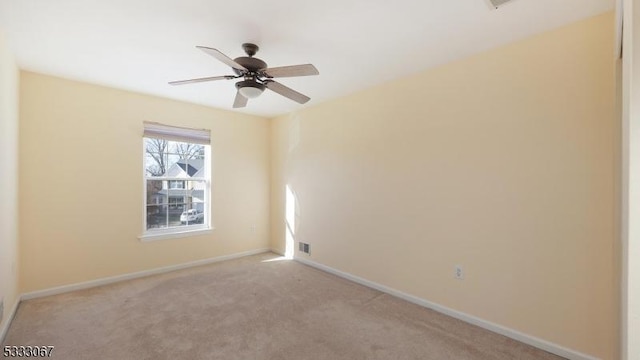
[[250, 225, 256, 233], [0, 297, 4, 323], [454, 265, 464, 280]]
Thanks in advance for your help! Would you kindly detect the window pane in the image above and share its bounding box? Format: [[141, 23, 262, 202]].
[[192, 197, 205, 225], [171, 141, 203, 160], [169, 201, 187, 227], [146, 205, 167, 230], [179, 204, 204, 226], [194, 145, 205, 159], [145, 138, 168, 177], [146, 180, 166, 205], [187, 180, 206, 209], [169, 180, 185, 189], [190, 180, 206, 226], [185, 157, 205, 178], [166, 153, 181, 177]]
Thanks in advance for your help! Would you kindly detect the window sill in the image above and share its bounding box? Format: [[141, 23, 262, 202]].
[[138, 227, 214, 242]]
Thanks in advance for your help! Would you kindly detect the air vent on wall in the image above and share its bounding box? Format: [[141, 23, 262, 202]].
[[298, 242, 310, 255], [487, 0, 514, 8]]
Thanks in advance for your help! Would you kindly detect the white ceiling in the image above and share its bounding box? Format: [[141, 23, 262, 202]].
[[0, 0, 614, 117]]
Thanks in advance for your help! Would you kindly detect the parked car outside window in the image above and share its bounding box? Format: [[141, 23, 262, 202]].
[[180, 209, 204, 224]]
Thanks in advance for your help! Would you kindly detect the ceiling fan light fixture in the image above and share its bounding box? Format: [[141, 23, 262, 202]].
[[236, 80, 265, 99]]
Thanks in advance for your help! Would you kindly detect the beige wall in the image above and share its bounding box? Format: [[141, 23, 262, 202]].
[[271, 12, 617, 359], [19, 72, 270, 293], [0, 32, 19, 333], [622, 0, 640, 358]]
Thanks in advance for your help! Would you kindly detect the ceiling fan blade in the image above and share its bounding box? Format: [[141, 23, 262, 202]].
[[265, 80, 311, 104], [261, 64, 319, 78], [197, 46, 248, 72], [233, 91, 248, 108], [168, 75, 236, 86]]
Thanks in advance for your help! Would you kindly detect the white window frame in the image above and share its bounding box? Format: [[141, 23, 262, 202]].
[[139, 122, 213, 241]]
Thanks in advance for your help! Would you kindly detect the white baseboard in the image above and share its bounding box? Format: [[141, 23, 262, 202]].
[[0, 296, 21, 344], [294, 256, 600, 360], [22, 248, 271, 300]]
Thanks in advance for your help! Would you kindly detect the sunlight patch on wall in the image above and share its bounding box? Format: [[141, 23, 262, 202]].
[[285, 185, 298, 259]]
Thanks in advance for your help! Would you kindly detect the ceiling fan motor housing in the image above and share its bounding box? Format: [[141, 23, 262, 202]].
[[235, 79, 265, 90], [232, 56, 267, 76]]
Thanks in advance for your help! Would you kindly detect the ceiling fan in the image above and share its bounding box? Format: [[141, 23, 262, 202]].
[[169, 43, 319, 108]]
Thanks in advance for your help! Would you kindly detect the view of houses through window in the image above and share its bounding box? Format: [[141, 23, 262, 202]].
[[144, 137, 209, 232]]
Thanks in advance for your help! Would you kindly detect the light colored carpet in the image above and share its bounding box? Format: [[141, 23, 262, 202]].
[[3, 253, 563, 359]]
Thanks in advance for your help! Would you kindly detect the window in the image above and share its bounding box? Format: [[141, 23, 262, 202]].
[[142, 122, 211, 239], [169, 180, 185, 189]]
